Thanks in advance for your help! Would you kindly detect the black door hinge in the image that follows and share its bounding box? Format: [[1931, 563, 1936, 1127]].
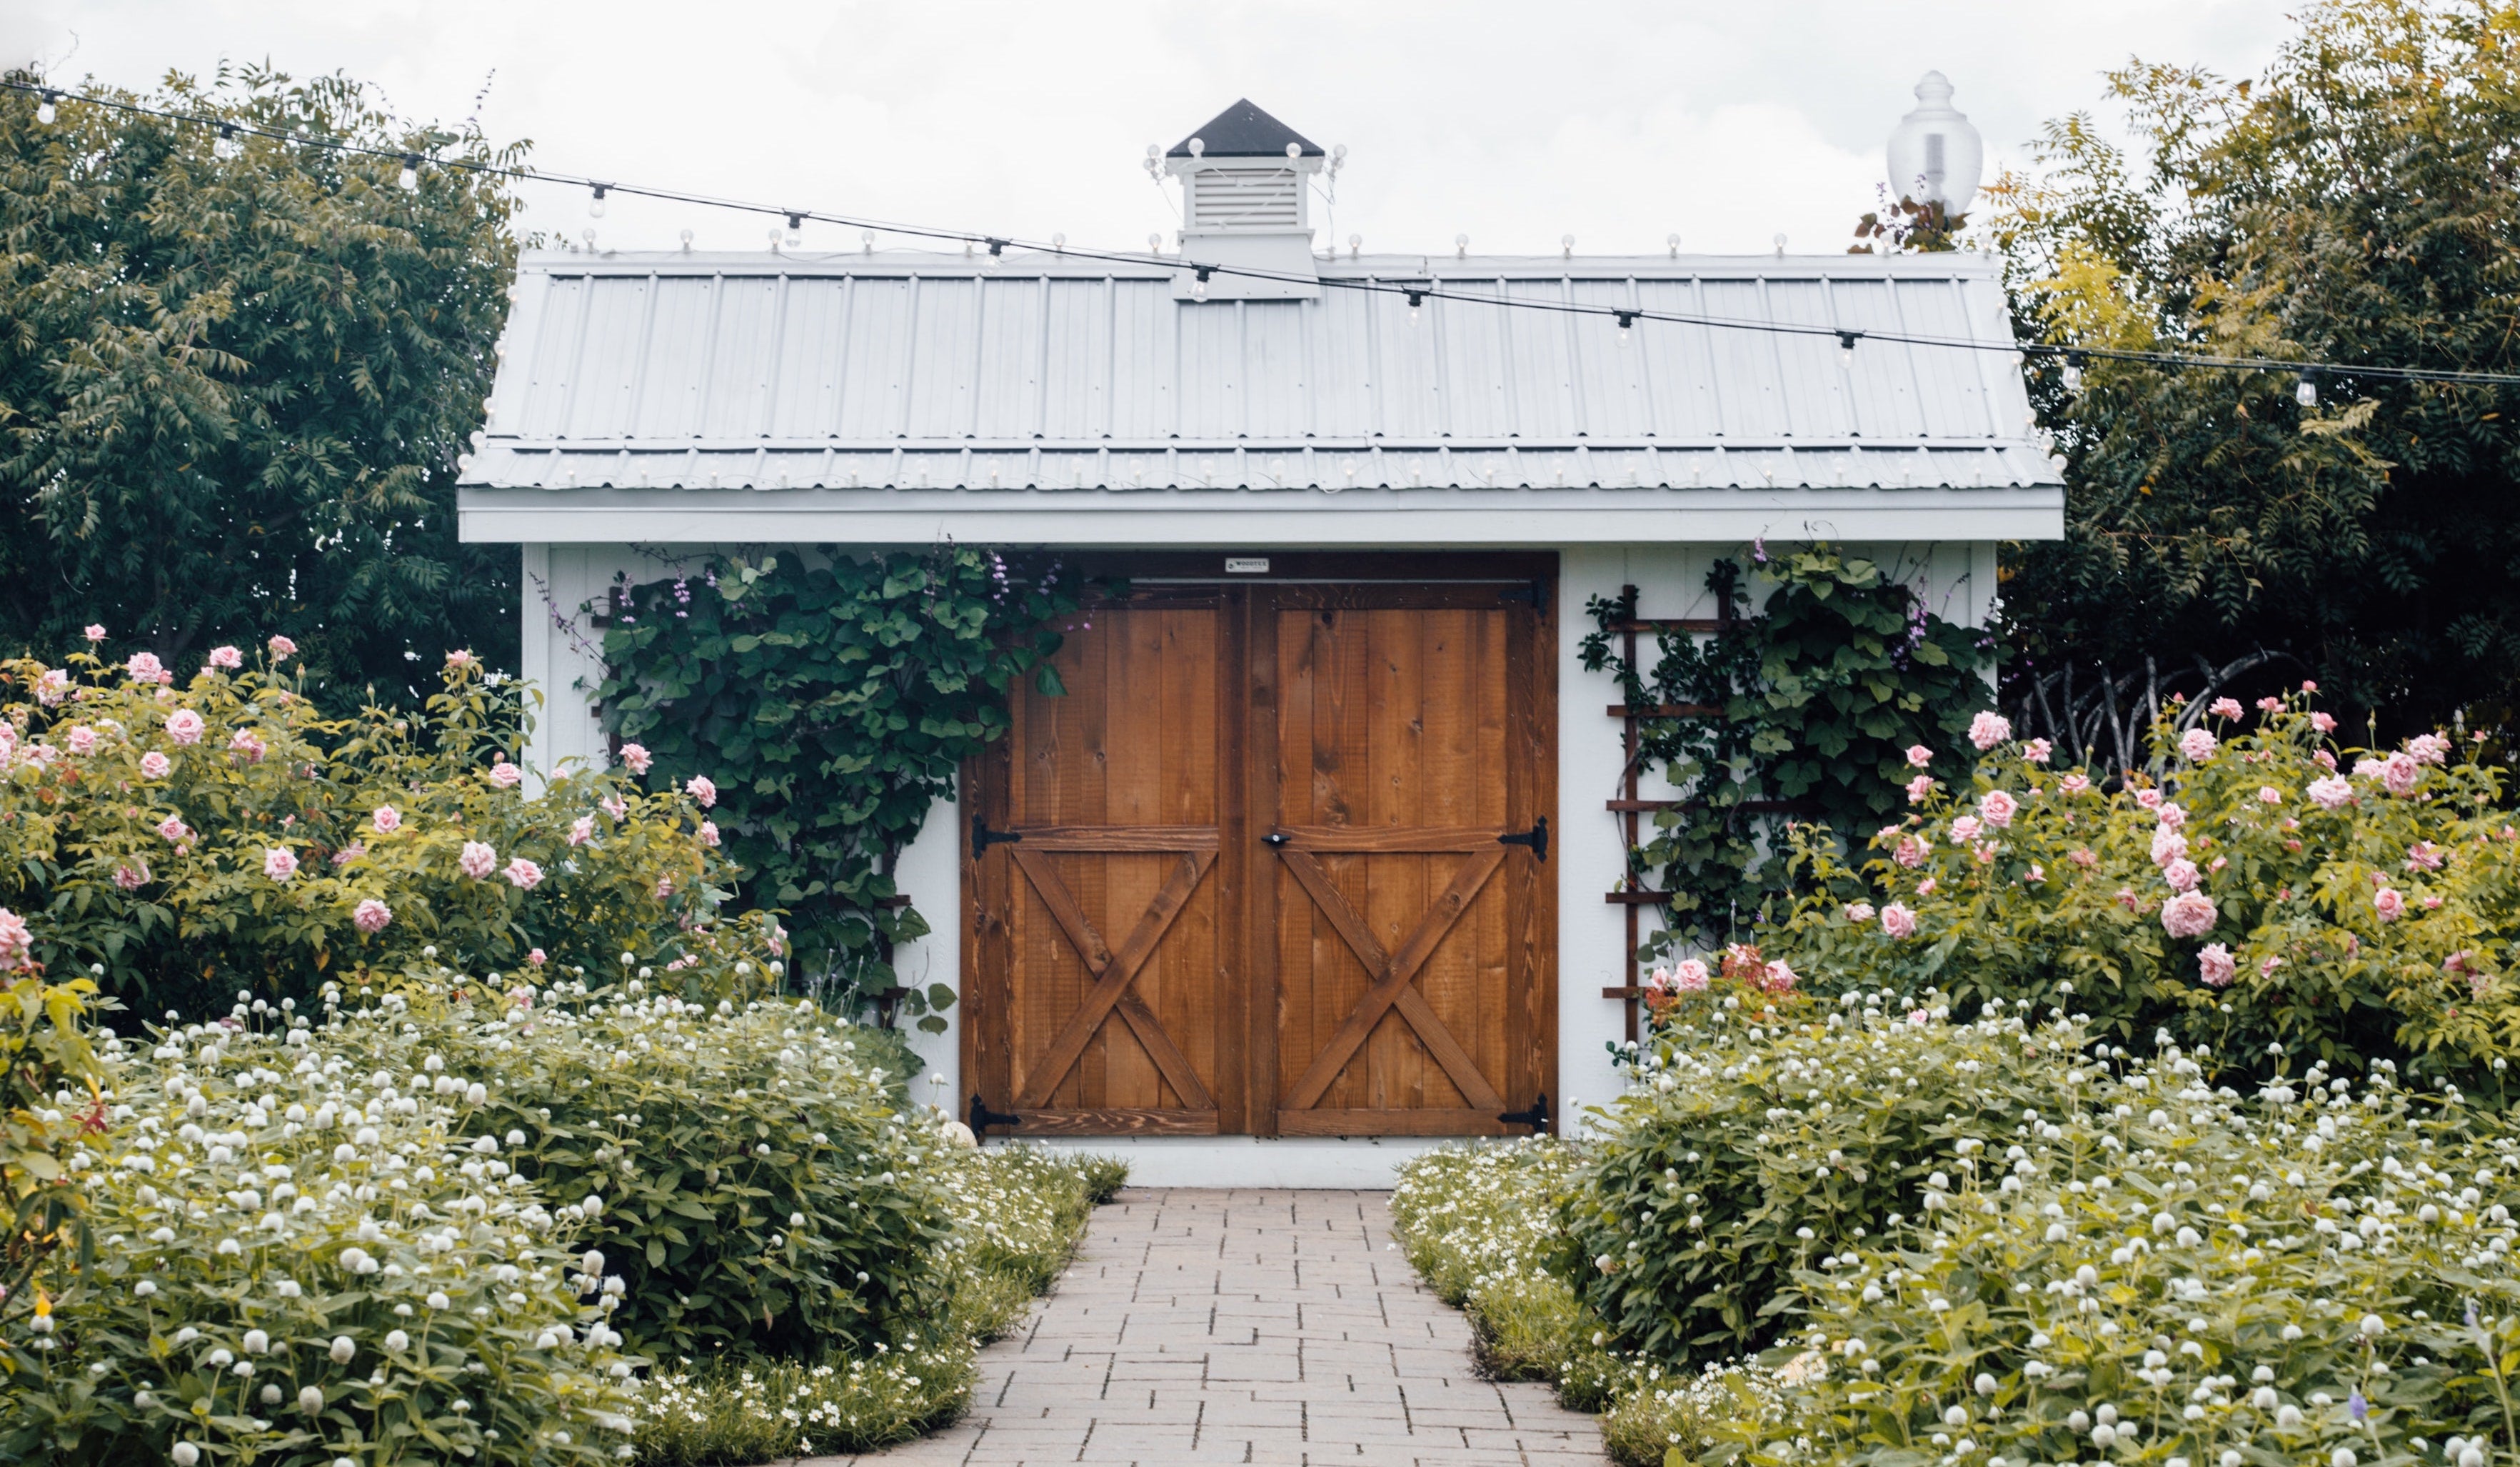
[[1498, 577, 1552, 613], [972, 816, 1023, 854], [968, 1093, 1023, 1138], [1497, 816, 1549, 863], [1498, 1091, 1551, 1134]]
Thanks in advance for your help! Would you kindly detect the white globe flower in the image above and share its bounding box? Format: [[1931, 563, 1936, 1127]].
[[329, 1336, 356, 1364], [383, 1329, 409, 1351], [299, 1385, 325, 1413], [173, 1445, 201, 1466]]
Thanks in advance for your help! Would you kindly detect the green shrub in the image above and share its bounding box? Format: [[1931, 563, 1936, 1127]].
[[1565, 980, 2091, 1363], [1722, 1046, 2520, 1467], [2, 968, 105, 1303], [3, 1011, 637, 1465], [1770, 699, 2520, 1088], [0, 649, 755, 1016], [1392, 1140, 1598, 1381], [315, 972, 950, 1361]]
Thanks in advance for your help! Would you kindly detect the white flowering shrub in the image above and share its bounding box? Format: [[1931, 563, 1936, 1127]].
[[1566, 986, 2092, 1361], [1723, 1048, 2520, 1467], [313, 972, 952, 1361], [1, 1010, 637, 1466], [1392, 1140, 1598, 1381]]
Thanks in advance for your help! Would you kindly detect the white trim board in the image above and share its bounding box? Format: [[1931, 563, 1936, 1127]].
[[1001, 1135, 1472, 1190]]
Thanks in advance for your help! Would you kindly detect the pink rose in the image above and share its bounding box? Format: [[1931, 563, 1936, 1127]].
[[2070, 847, 2096, 867], [228, 729, 265, 763], [2257, 696, 2284, 714], [1674, 958, 1710, 991], [458, 841, 498, 879], [1905, 775, 1934, 804], [2061, 773, 2092, 796], [1951, 815, 1983, 844], [267, 634, 297, 661], [2157, 803, 2187, 830], [353, 898, 392, 935], [126, 651, 164, 683], [2258, 786, 2282, 804], [209, 646, 243, 670], [700, 820, 721, 848], [2262, 956, 2284, 977], [1917, 877, 1937, 896], [164, 709, 204, 746], [2407, 733, 2450, 766], [2306, 776, 2351, 808], [2026, 863, 2044, 883], [1905, 745, 1934, 768], [156, 816, 191, 843], [65, 726, 96, 756], [528, 948, 547, 966], [2022, 738, 2053, 765], [2137, 789, 2163, 810], [263, 847, 300, 882], [619, 743, 652, 775], [446, 649, 475, 668], [1894, 835, 1929, 868], [371, 806, 401, 833], [2311, 712, 2338, 734], [684, 775, 717, 808], [2162, 858, 2201, 893], [1844, 901, 1876, 923], [82, 625, 106, 644], [1881, 903, 1918, 938], [2178, 728, 2219, 763], [601, 793, 628, 822], [2208, 697, 2244, 720], [113, 864, 147, 891], [503, 857, 543, 890], [139, 751, 171, 779], [1762, 959, 1797, 993], [2151, 826, 2188, 867], [490, 761, 524, 789], [0, 908, 31, 970], [331, 841, 365, 866], [2382, 752, 2419, 797], [34, 669, 68, 706], [1977, 790, 2019, 828], [569, 816, 596, 847], [1968, 711, 2012, 751], [2160, 891, 2217, 938], [2374, 887, 2405, 923], [2197, 943, 2237, 987]]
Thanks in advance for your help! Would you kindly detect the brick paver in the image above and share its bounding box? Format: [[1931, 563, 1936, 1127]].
[[813, 1187, 1608, 1467]]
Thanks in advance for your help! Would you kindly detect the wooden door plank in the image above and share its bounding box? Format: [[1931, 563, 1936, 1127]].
[[998, 826, 1220, 852], [1215, 585, 1252, 1136], [1010, 847, 1215, 1108], [1279, 846, 1505, 1111], [1270, 826, 1506, 852], [1275, 1108, 1504, 1137], [1011, 1107, 1220, 1136], [1112, 990, 1216, 1110], [1243, 589, 1282, 1137]]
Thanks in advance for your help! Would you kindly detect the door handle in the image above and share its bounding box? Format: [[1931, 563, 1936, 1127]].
[[1497, 816, 1549, 863]]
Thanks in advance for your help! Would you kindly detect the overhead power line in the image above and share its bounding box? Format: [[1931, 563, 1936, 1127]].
[[9, 77, 2520, 396]]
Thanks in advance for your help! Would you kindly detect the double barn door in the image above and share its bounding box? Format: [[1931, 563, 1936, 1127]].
[[962, 559, 1557, 1138]]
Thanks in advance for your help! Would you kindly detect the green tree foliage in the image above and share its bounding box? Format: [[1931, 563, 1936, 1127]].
[[1993, 0, 2520, 729], [0, 67, 522, 702], [593, 548, 1081, 1023], [1580, 546, 1990, 951]]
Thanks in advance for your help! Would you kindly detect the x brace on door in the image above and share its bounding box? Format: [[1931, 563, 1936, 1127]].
[[999, 827, 1220, 1125], [1271, 826, 1511, 1117]]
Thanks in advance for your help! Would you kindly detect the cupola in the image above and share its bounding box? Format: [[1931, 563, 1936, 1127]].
[[1160, 99, 1325, 301]]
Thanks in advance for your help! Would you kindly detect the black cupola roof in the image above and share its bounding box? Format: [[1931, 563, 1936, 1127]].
[[1167, 99, 1324, 158]]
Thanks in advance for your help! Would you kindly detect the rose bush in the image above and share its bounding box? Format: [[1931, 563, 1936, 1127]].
[[0, 646, 757, 1016], [1767, 697, 2520, 1089]]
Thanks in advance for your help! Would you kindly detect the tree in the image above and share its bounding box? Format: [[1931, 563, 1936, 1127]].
[[0, 65, 522, 701], [1989, 0, 2520, 738]]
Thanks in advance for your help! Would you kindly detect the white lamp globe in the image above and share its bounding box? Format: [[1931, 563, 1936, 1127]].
[[1887, 71, 1984, 217]]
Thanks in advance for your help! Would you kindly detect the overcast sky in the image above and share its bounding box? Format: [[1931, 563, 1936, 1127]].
[[9, 1, 2296, 259]]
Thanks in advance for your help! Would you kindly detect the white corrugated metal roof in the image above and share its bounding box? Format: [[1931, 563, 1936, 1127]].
[[458, 246, 2062, 539]]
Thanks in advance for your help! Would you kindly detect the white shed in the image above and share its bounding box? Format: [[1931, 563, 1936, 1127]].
[[460, 100, 2060, 1186]]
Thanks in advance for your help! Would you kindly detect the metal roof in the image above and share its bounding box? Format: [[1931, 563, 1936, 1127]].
[[1169, 99, 1323, 157], [458, 246, 2062, 540]]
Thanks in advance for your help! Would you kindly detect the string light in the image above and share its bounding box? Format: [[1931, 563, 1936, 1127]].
[[214, 123, 241, 161], [2061, 351, 2085, 393], [1616, 311, 1637, 346], [397, 154, 420, 192], [1191, 266, 1211, 301], [588, 184, 608, 219], [785, 212, 803, 249], [1837, 330, 1861, 368], [8, 77, 2518, 394]]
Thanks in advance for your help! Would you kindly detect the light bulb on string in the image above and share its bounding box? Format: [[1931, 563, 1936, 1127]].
[[1347, 233, 1361, 259], [1667, 233, 1681, 259], [214, 124, 241, 161], [1407, 290, 1425, 327], [767, 227, 783, 253], [785, 213, 803, 249], [2296, 370, 2320, 408], [1052, 233, 1066, 253], [1837, 331, 1860, 369], [983, 237, 1005, 274], [2061, 351, 2085, 394], [1191, 266, 1211, 302], [35, 91, 57, 125], [1615, 311, 1636, 348], [397, 154, 420, 193], [1147, 233, 1163, 257], [861, 229, 875, 254], [588, 184, 608, 219]]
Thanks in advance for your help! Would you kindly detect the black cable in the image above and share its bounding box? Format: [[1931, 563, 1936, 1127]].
[[10, 77, 2520, 389]]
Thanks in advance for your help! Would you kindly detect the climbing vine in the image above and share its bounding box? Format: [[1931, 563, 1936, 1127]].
[[593, 545, 1085, 1027], [1580, 544, 1991, 953]]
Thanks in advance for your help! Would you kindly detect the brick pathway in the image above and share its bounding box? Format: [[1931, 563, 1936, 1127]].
[[816, 1188, 1608, 1467]]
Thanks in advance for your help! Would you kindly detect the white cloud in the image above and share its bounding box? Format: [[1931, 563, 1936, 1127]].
[[16, 0, 2294, 255]]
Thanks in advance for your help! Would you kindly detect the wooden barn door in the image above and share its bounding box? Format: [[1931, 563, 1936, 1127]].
[[963, 559, 1555, 1139], [1253, 584, 1553, 1137], [963, 592, 1238, 1136]]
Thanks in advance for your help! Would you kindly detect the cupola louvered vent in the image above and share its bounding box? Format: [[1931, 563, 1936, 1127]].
[[1188, 168, 1302, 230]]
